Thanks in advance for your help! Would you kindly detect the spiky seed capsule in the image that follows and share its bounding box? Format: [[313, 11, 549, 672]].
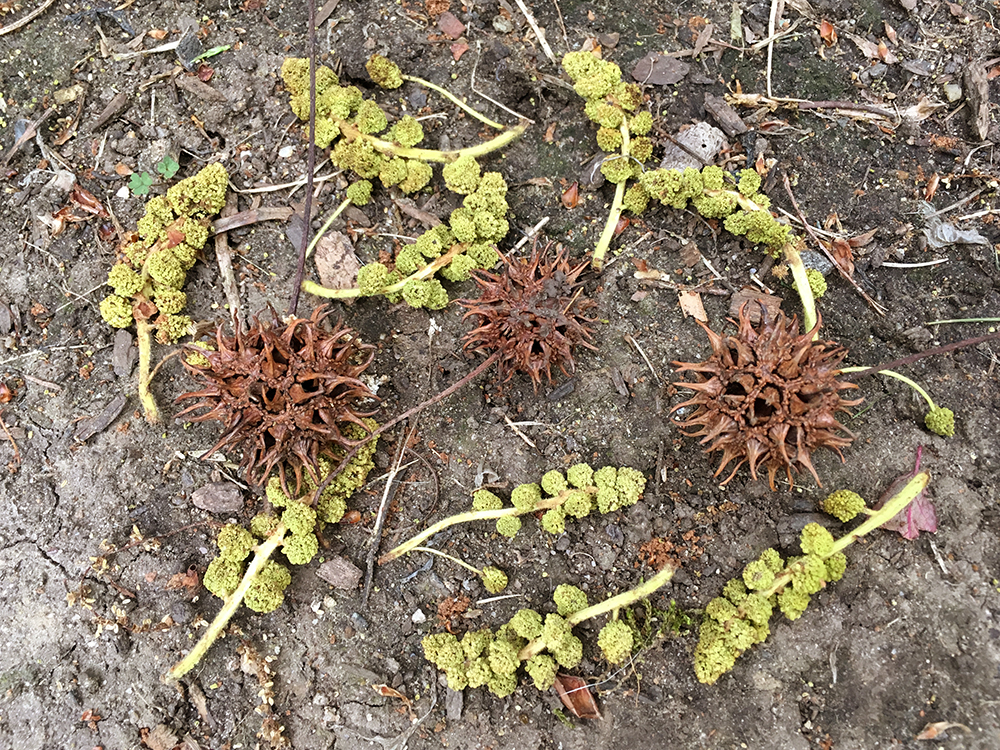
[[458, 244, 597, 390], [671, 304, 862, 489], [176, 306, 376, 494]]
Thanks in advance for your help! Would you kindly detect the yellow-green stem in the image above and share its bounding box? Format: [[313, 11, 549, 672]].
[[167, 522, 288, 680], [783, 242, 817, 335], [591, 121, 631, 271], [411, 546, 482, 575], [518, 564, 677, 661], [136, 318, 160, 424], [401, 74, 505, 130], [756, 471, 929, 600], [340, 121, 527, 163], [302, 243, 465, 300], [839, 367, 935, 409], [306, 198, 351, 259]]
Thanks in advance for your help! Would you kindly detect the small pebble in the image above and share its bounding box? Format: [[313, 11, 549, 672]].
[[191, 482, 244, 513], [317, 556, 363, 590]]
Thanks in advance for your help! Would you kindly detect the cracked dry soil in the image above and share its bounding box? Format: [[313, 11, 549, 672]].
[[2, 0, 1000, 748]]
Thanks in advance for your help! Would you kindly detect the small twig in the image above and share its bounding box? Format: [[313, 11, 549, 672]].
[[841, 331, 1000, 381], [512, 0, 557, 64], [471, 42, 537, 124], [502, 413, 537, 449], [214, 194, 243, 331], [227, 171, 340, 195], [1, 106, 55, 167], [287, 1, 319, 317], [766, 0, 779, 98], [550, 0, 568, 48], [311, 351, 503, 512], [146, 349, 182, 383], [512, 216, 550, 251], [0, 0, 57, 37], [0, 411, 21, 471], [624, 333, 661, 385], [362, 421, 416, 610], [210, 206, 294, 235], [402, 73, 505, 130], [781, 173, 887, 315], [881, 259, 949, 268]]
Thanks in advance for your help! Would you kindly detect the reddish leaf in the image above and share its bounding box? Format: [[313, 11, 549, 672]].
[[165, 566, 200, 592], [450, 41, 469, 61], [884, 21, 898, 45], [166, 229, 186, 247], [877, 446, 938, 540], [553, 674, 600, 719], [197, 64, 215, 82], [829, 238, 855, 278], [846, 228, 878, 248], [818, 19, 837, 46], [561, 182, 580, 209], [70, 185, 109, 217], [543, 122, 557, 143], [613, 216, 630, 236]]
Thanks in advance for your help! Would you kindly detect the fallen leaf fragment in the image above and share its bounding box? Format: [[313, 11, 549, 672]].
[[165, 566, 200, 592], [819, 19, 837, 46], [450, 41, 469, 60], [543, 121, 557, 143], [374, 684, 412, 709], [553, 674, 600, 719], [141, 724, 179, 750], [828, 237, 856, 278], [561, 181, 579, 209], [877, 446, 937, 540], [678, 290, 707, 322], [314, 230, 361, 291], [915, 720, 972, 740], [631, 52, 689, 85]]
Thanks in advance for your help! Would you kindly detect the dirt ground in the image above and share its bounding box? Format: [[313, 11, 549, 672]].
[[2, 0, 1000, 748]]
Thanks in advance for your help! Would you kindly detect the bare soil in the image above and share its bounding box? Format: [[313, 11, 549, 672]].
[[2, 1, 1000, 749]]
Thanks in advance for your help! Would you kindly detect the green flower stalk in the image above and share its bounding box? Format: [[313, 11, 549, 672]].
[[693, 470, 930, 684], [379, 464, 646, 564], [839, 367, 955, 437], [99, 163, 228, 423], [410, 546, 509, 594], [421, 565, 675, 697]]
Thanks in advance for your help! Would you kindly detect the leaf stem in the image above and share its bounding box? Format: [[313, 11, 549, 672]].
[[340, 121, 527, 163], [591, 121, 631, 271], [401, 74, 505, 130], [411, 546, 483, 575], [839, 367, 936, 409], [167, 522, 288, 680], [136, 318, 160, 424]]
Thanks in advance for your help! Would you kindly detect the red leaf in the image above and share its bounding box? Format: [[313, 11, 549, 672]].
[[829, 238, 855, 278], [197, 63, 215, 82], [450, 41, 469, 61], [561, 182, 579, 209], [877, 446, 938, 539], [553, 674, 600, 719]]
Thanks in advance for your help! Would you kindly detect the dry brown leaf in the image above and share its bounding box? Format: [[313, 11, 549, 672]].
[[829, 238, 856, 277], [148, 28, 169, 40], [884, 21, 897, 44], [561, 182, 580, 209], [915, 720, 972, 740], [899, 0, 917, 10], [141, 723, 179, 750], [543, 121, 557, 143], [846, 227, 877, 248], [165, 566, 199, 592], [553, 674, 600, 719], [314, 231, 360, 290], [877, 40, 898, 64], [692, 22, 714, 58], [924, 172, 940, 201], [678, 290, 708, 322], [373, 684, 411, 708]]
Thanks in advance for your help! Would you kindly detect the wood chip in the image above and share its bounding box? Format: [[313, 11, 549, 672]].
[[74, 394, 127, 442], [112, 329, 136, 379], [703, 93, 747, 136], [964, 63, 991, 141], [727, 287, 783, 323], [678, 290, 708, 322], [191, 482, 244, 513], [317, 556, 363, 590], [174, 74, 228, 102], [314, 230, 361, 291]]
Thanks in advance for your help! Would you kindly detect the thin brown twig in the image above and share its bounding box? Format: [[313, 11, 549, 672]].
[[0, 0, 57, 37], [0, 411, 21, 471], [214, 194, 243, 330], [311, 351, 502, 500], [841, 331, 1000, 381], [287, 0, 319, 317], [781, 173, 887, 315]]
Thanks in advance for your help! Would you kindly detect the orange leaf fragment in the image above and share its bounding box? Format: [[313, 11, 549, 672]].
[[450, 41, 469, 60], [543, 121, 557, 143], [561, 181, 579, 209], [553, 674, 600, 719], [818, 19, 837, 46], [149, 29, 169, 40]]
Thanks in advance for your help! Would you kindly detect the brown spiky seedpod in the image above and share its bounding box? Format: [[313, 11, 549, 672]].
[[176, 306, 376, 493], [671, 305, 861, 489], [458, 244, 596, 389]]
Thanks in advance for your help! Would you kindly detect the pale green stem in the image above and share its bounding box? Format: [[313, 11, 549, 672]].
[[402, 74, 505, 130], [167, 522, 288, 680], [341, 122, 527, 163], [591, 121, 631, 272], [411, 546, 482, 575], [302, 242, 465, 300], [756, 471, 930, 600], [379, 489, 581, 564], [839, 367, 936, 410], [783, 241, 817, 336], [306, 198, 351, 259], [518, 564, 677, 661], [136, 318, 160, 424]]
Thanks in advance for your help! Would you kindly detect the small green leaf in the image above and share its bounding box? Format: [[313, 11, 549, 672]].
[[129, 172, 154, 196], [156, 155, 180, 180]]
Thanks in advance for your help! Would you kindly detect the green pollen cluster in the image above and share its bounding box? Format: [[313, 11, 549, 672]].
[[925, 406, 955, 437], [474, 463, 645, 539], [822, 489, 867, 522], [693, 522, 849, 685], [202, 420, 378, 612], [350, 167, 506, 308], [100, 163, 227, 343]]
